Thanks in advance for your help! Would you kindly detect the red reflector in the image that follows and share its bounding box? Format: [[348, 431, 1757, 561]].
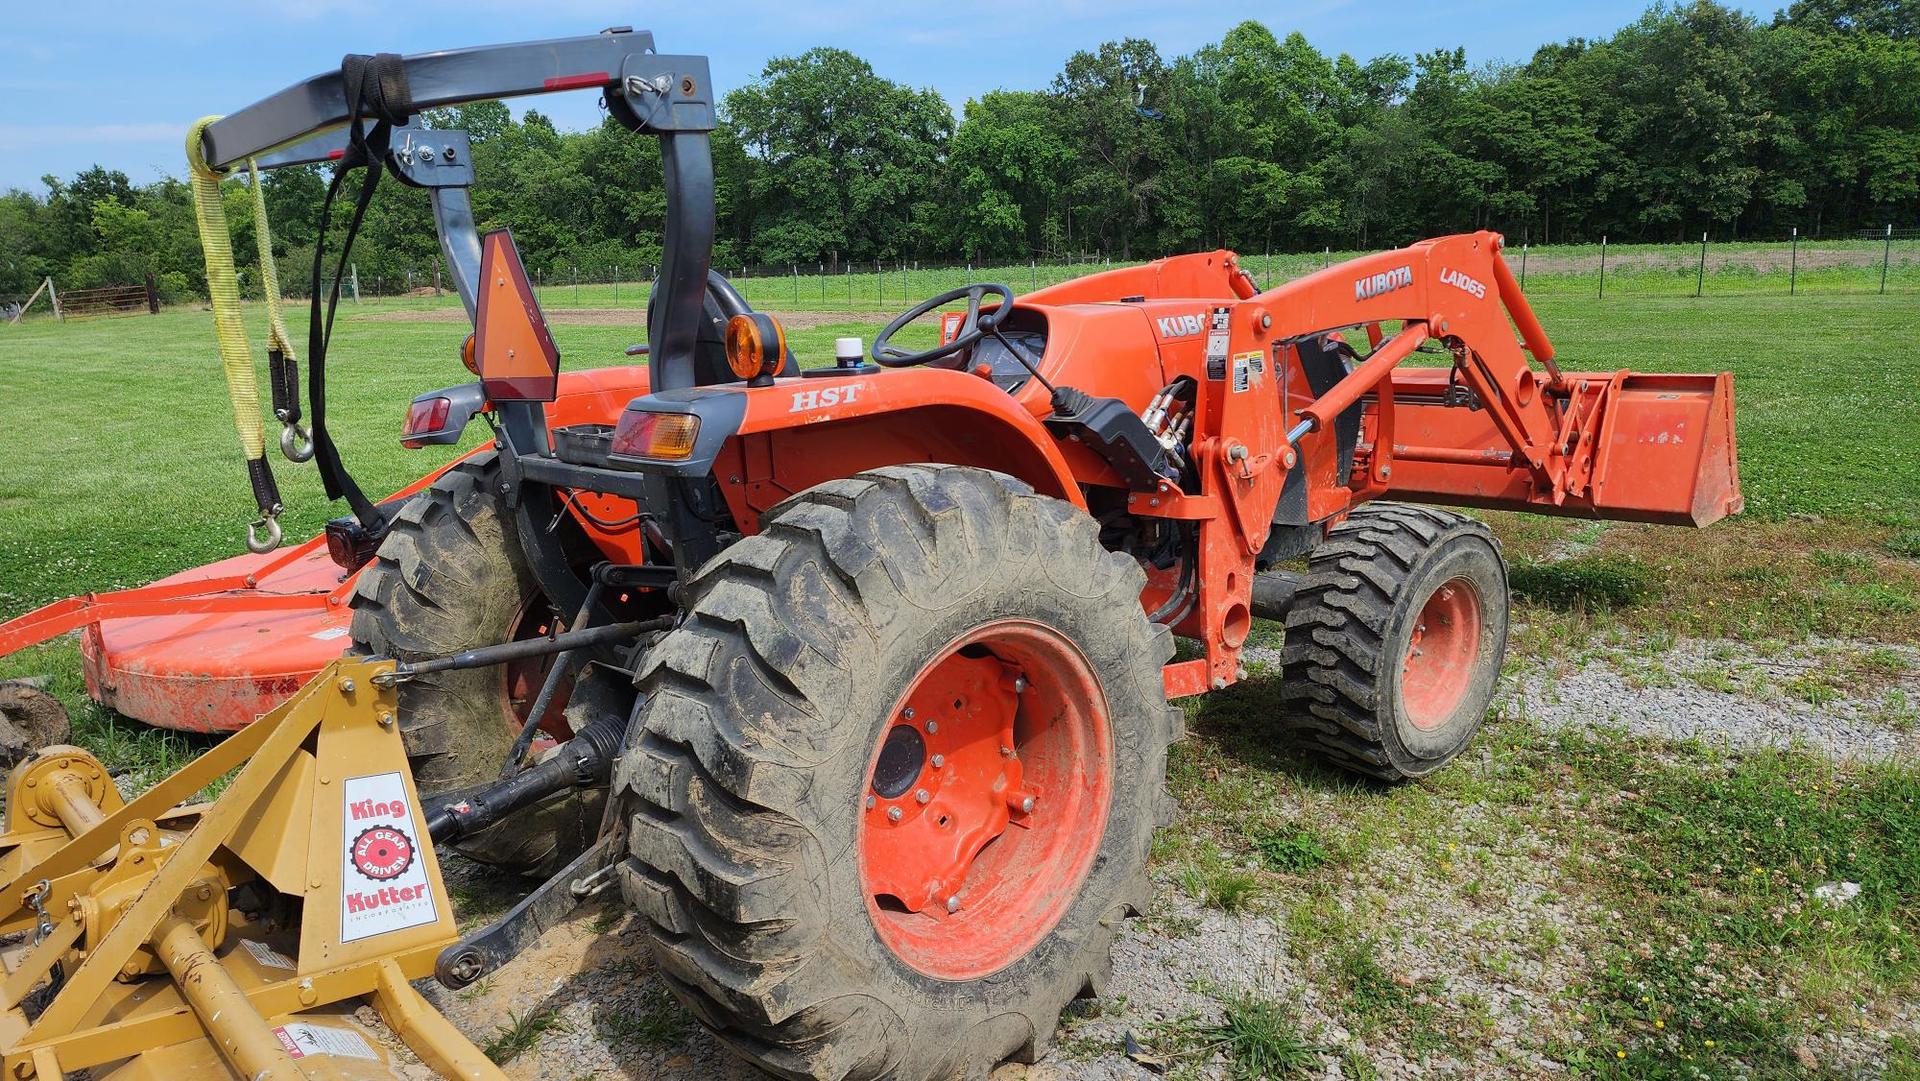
[[401, 396, 452, 448], [543, 71, 611, 91], [326, 149, 345, 160]]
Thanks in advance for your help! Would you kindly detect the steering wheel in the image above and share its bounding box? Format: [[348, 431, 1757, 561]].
[[871, 283, 1015, 368]]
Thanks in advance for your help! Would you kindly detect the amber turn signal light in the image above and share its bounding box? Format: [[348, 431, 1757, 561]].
[[724, 312, 786, 385], [461, 333, 478, 375], [609, 410, 701, 461]]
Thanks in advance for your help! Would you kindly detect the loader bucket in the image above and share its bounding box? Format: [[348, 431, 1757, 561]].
[[1586, 371, 1742, 527]]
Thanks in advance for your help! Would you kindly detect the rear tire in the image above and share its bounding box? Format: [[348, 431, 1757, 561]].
[[350, 450, 604, 876], [1279, 503, 1509, 781], [615, 464, 1181, 1081]]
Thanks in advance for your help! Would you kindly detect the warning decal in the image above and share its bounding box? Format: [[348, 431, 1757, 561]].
[[274, 1022, 380, 1061], [241, 938, 297, 970], [339, 772, 438, 943]]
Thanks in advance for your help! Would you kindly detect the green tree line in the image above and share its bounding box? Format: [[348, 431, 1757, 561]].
[[3, 0, 1916, 302]]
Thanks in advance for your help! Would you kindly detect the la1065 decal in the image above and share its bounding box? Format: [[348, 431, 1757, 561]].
[[1439, 267, 1488, 298]]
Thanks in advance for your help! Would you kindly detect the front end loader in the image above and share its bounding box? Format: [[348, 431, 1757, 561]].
[[0, 28, 1739, 1079]]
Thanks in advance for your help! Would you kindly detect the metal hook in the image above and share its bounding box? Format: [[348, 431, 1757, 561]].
[[280, 421, 314, 463], [247, 513, 283, 554]]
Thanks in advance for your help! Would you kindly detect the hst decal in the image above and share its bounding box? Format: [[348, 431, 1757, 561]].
[[790, 384, 866, 412]]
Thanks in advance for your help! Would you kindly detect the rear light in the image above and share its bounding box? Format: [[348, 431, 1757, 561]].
[[609, 411, 700, 461], [324, 514, 388, 572], [402, 396, 453, 448]]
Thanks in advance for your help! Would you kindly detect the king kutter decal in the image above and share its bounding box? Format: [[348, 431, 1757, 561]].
[[351, 825, 415, 881], [339, 772, 439, 942]]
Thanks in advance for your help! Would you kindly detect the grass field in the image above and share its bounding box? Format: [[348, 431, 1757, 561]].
[[1, 284, 1917, 1078]]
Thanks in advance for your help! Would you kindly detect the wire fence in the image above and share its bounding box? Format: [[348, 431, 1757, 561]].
[[326, 229, 1920, 311], [8, 229, 1917, 323]]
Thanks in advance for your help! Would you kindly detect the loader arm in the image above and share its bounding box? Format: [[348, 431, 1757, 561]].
[[1254, 231, 1741, 526]]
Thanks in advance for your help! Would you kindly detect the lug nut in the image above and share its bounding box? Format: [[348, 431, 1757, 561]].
[[865, 795, 876, 809], [946, 895, 960, 914], [915, 789, 931, 805], [925, 720, 938, 734], [1020, 796, 1036, 813], [930, 754, 945, 768], [903, 707, 915, 720], [886, 807, 902, 822]]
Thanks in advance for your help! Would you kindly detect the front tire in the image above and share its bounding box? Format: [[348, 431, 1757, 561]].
[[615, 465, 1180, 1080], [1279, 503, 1509, 781]]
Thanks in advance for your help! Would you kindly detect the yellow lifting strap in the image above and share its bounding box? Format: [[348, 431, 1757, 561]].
[[247, 160, 298, 381], [186, 117, 302, 553]]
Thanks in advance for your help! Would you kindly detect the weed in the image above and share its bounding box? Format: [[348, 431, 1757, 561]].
[[1866, 688, 1918, 730], [1889, 529, 1920, 560], [586, 904, 624, 935], [1253, 823, 1336, 874], [599, 984, 688, 1048], [1783, 672, 1840, 707], [1153, 996, 1320, 1080], [483, 1007, 569, 1064], [1181, 864, 1261, 914], [1510, 555, 1651, 611]]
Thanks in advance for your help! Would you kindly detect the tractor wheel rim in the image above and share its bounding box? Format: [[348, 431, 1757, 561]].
[[1400, 576, 1483, 731], [859, 619, 1111, 981], [500, 595, 573, 748]]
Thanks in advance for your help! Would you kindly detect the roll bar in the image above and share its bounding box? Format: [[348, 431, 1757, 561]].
[[198, 27, 717, 393]]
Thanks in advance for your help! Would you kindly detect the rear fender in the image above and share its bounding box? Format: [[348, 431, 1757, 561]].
[[614, 369, 1084, 530]]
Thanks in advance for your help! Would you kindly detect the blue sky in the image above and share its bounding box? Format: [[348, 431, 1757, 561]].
[[1, 0, 1776, 192]]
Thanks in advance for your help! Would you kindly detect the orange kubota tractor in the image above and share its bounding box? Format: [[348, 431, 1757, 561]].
[[0, 30, 1740, 1080]]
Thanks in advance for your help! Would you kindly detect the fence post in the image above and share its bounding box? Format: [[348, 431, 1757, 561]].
[[613, 266, 620, 305], [1882, 223, 1893, 295], [144, 272, 160, 314], [1323, 246, 1330, 269], [847, 263, 852, 309], [1789, 228, 1798, 296], [1520, 244, 1528, 289], [1695, 231, 1707, 298], [1598, 235, 1607, 299], [350, 263, 361, 304]]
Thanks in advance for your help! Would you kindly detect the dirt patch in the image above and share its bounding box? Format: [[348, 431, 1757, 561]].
[[358, 307, 888, 327]]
